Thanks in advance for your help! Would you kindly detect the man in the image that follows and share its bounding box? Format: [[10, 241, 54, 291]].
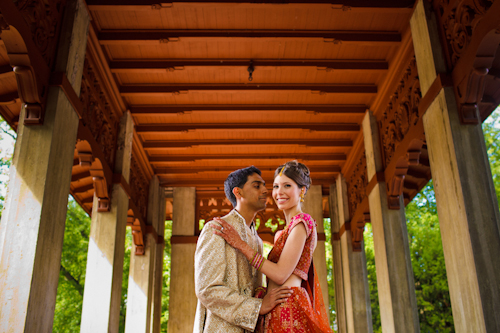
[[194, 166, 291, 332]]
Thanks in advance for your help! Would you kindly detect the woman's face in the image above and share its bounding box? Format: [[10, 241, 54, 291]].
[[272, 174, 303, 211]]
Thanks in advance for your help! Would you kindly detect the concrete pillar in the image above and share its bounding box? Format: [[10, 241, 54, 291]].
[[362, 111, 420, 333], [168, 187, 197, 333], [150, 181, 166, 333], [328, 184, 347, 333], [80, 112, 134, 333], [125, 176, 165, 333], [302, 184, 329, 318], [331, 177, 373, 333], [411, 2, 500, 331], [0, 1, 89, 332]]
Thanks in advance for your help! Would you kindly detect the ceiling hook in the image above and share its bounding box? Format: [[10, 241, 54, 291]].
[[247, 61, 254, 81]]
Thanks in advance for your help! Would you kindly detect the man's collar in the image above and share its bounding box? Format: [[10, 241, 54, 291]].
[[232, 209, 255, 229]]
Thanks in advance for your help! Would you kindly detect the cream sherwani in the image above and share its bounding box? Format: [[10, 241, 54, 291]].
[[194, 209, 263, 332]]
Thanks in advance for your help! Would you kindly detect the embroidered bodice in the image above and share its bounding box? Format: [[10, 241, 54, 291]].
[[267, 213, 317, 280]]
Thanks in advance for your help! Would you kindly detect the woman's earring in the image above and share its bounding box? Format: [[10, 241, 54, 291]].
[[300, 192, 305, 203]]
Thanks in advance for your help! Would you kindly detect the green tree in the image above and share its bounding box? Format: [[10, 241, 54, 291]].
[[0, 116, 16, 217], [53, 198, 91, 332]]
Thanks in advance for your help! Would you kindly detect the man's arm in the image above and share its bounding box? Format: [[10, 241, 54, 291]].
[[195, 221, 262, 331]]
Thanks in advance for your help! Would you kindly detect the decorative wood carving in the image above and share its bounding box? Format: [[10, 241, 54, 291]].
[[0, 0, 66, 124], [74, 139, 111, 212], [14, 0, 65, 66], [197, 195, 285, 243], [129, 153, 150, 222], [127, 212, 145, 255], [435, 0, 494, 66], [380, 58, 422, 168], [432, 0, 500, 123], [80, 58, 119, 169], [346, 151, 368, 221]]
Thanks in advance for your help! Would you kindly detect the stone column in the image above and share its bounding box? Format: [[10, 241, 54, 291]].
[[302, 184, 329, 317], [150, 183, 166, 333], [80, 112, 134, 333], [411, 1, 500, 332], [125, 176, 164, 333], [168, 187, 197, 333], [328, 184, 347, 333], [362, 111, 420, 333], [331, 176, 373, 333], [0, 1, 89, 332]]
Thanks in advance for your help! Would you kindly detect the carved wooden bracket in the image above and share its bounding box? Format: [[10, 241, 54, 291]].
[[352, 212, 370, 252], [387, 139, 424, 209], [0, 0, 65, 125], [89, 159, 110, 212], [76, 139, 112, 213], [127, 212, 145, 255]]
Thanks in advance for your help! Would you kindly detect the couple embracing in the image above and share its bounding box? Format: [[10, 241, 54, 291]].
[[194, 161, 332, 333]]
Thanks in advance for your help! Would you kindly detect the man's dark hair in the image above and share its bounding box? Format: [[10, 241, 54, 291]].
[[224, 166, 262, 207]]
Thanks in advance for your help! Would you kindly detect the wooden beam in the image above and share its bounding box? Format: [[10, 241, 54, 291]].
[[135, 123, 360, 132], [110, 59, 388, 72], [72, 184, 95, 194], [0, 91, 19, 104], [149, 153, 346, 162], [71, 171, 91, 182], [130, 104, 368, 115], [160, 178, 337, 186], [87, 0, 415, 9], [99, 30, 401, 44], [155, 165, 341, 174], [120, 84, 377, 94], [142, 139, 353, 148], [0, 65, 14, 79]]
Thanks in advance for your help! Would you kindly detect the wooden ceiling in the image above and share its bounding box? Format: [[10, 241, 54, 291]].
[[0, 0, 418, 202]]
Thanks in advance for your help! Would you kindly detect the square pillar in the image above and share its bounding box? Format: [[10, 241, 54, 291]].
[[363, 111, 420, 333], [411, 2, 500, 331], [331, 176, 373, 333], [168, 187, 197, 333], [150, 182, 166, 333], [328, 184, 347, 333], [80, 112, 134, 333], [302, 184, 329, 317], [0, 1, 89, 332], [125, 176, 165, 333]]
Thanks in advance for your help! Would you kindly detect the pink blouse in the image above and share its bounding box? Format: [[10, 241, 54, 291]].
[[267, 213, 317, 280]]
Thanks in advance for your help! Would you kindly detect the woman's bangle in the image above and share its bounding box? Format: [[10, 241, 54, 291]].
[[250, 251, 266, 270]]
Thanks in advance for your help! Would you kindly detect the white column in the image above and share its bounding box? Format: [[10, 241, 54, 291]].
[[168, 187, 197, 333], [333, 176, 373, 333], [411, 2, 500, 331], [363, 111, 420, 333], [0, 1, 89, 331], [302, 184, 329, 317], [80, 112, 134, 333]]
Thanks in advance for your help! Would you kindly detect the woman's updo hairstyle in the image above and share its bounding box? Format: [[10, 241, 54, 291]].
[[274, 160, 312, 193]]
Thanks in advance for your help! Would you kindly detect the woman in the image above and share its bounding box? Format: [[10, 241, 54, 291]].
[[211, 160, 332, 332]]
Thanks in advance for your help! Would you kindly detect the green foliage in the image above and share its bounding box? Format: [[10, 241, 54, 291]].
[[483, 111, 500, 204], [161, 220, 173, 331], [323, 218, 337, 330], [53, 198, 91, 332], [119, 228, 133, 333], [0, 115, 16, 217]]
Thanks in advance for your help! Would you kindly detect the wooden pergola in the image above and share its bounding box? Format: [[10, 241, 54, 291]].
[[0, 0, 499, 332]]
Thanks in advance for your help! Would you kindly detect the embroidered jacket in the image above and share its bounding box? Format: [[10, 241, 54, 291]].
[[194, 210, 264, 332]]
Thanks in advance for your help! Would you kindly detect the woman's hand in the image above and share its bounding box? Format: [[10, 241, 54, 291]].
[[210, 217, 246, 252]]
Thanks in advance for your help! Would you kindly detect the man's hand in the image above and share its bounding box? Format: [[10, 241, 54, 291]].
[[259, 286, 293, 315]]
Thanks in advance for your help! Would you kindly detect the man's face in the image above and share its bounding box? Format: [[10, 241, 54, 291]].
[[237, 173, 268, 212]]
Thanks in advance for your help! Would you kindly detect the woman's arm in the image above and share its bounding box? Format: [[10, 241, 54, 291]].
[[211, 218, 307, 285]]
